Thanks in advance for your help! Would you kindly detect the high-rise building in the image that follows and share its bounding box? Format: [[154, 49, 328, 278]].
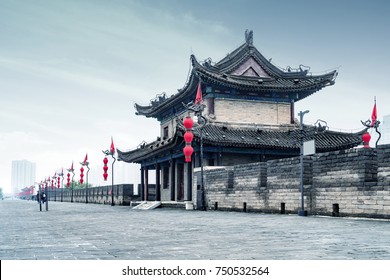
[[11, 160, 36, 196], [380, 115, 390, 145]]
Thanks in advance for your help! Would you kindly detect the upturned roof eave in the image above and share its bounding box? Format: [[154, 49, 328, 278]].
[[195, 61, 336, 97], [134, 72, 200, 118], [117, 133, 183, 163], [134, 65, 336, 118]]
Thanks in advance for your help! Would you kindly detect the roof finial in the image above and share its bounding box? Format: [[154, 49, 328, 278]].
[[245, 29, 253, 46]]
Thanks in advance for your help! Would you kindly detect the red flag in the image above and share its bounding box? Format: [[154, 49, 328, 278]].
[[83, 153, 88, 164], [110, 137, 115, 154], [195, 82, 203, 104], [371, 101, 377, 127]]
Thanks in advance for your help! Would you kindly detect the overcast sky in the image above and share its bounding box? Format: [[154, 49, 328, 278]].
[[1, 0, 389, 193]]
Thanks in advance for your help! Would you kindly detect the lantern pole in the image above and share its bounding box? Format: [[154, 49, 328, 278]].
[[57, 173, 61, 201], [109, 154, 116, 206], [67, 164, 75, 203], [52, 173, 57, 202], [183, 99, 207, 210], [198, 113, 207, 211], [80, 155, 89, 204], [361, 121, 380, 148], [103, 140, 116, 206], [85, 162, 90, 204], [58, 169, 64, 202], [298, 110, 309, 217], [361, 98, 381, 147], [183, 115, 194, 207], [71, 170, 75, 203]]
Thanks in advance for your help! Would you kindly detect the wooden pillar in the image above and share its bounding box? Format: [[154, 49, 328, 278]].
[[217, 148, 222, 166], [176, 163, 184, 201], [186, 161, 192, 201], [144, 166, 149, 201], [170, 159, 175, 201], [140, 166, 145, 201], [290, 99, 295, 124], [155, 163, 161, 201]]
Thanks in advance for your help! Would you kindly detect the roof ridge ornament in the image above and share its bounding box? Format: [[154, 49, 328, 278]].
[[150, 92, 167, 107], [245, 29, 253, 46]]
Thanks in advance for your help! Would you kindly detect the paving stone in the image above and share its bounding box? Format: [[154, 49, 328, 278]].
[[0, 199, 389, 260]]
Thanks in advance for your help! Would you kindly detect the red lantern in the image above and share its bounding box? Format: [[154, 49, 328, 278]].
[[57, 177, 61, 188], [362, 132, 371, 148], [183, 115, 194, 162], [80, 167, 84, 184], [183, 116, 194, 129], [183, 145, 194, 162], [184, 131, 194, 143], [67, 173, 70, 187], [103, 157, 108, 181]]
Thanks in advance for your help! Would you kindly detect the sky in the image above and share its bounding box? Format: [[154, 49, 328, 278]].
[[1, 0, 389, 193]]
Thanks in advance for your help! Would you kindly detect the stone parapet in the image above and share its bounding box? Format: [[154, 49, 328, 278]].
[[196, 146, 390, 219], [45, 184, 140, 206]]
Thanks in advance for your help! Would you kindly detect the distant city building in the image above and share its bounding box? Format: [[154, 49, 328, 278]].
[[11, 160, 36, 196], [380, 114, 390, 145]]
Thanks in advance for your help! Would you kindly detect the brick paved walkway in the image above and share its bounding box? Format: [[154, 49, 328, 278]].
[[0, 199, 389, 260]]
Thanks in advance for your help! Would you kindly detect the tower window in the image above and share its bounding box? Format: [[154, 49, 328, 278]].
[[163, 126, 169, 140]]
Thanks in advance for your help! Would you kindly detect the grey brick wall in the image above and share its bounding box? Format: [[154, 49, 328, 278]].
[[46, 184, 140, 206], [215, 99, 291, 125], [197, 145, 390, 219]]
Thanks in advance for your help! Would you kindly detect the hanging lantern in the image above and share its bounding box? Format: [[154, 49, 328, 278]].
[[362, 132, 371, 148], [184, 131, 194, 143], [103, 157, 108, 181], [80, 167, 84, 184], [51, 179, 54, 190], [183, 115, 194, 163], [183, 116, 194, 129], [67, 173, 70, 187], [57, 176, 61, 188], [183, 145, 194, 162]]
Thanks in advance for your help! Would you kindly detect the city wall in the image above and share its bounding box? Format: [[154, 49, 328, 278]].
[[45, 184, 140, 206], [196, 145, 390, 219]]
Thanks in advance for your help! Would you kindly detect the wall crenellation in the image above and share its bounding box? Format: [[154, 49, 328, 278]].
[[197, 145, 390, 219], [44, 184, 140, 206]]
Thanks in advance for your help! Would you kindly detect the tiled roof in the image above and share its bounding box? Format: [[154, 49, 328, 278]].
[[134, 31, 337, 119], [117, 134, 181, 164], [193, 55, 337, 95], [190, 124, 362, 151], [117, 123, 363, 163]]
